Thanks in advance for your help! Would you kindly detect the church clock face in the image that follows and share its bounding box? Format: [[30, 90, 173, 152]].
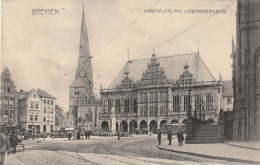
[[80, 71, 85, 77]]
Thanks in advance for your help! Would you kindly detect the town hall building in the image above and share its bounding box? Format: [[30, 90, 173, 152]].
[[100, 52, 224, 133]]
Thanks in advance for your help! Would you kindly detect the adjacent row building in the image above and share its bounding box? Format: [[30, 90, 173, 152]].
[[19, 89, 56, 134], [0, 67, 57, 134], [0, 67, 19, 130]]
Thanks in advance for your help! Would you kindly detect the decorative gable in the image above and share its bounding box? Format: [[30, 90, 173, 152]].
[[119, 70, 134, 89], [179, 64, 194, 87], [139, 52, 167, 85]]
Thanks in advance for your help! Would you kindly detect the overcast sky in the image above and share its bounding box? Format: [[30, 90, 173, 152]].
[[1, 0, 236, 111]]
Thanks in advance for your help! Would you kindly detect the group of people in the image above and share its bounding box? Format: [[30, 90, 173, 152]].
[[0, 130, 23, 165], [67, 130, 91, 140], [157, 129, 184, 146]]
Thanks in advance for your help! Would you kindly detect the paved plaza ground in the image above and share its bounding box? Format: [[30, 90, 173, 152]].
[[3, 135, 260, 165]]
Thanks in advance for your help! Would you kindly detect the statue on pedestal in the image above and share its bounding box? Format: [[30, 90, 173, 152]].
[[110, 106, 117, 134]]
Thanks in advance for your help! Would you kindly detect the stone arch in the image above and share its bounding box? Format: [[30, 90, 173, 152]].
[[160, 120, 167, 130], [170, 119, 179, 124], [182, 119, 188, 124], [207, 118, 215, 124], [101, 121, 109, 131], [121, 120, 128, 132], [129, 120, 138, 134], [140, 120, 148, 133], [149, 120, 158, 133]]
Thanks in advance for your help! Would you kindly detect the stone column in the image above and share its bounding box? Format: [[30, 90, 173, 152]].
[[168, 87, 172, 114]]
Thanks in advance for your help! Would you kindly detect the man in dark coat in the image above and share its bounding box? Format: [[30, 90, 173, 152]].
[[177, 131, 184, 146], [76, 130, 80, 140], [85, 130, 88, 139], [88, 131, 91, 139], [157, 129, 161, 145], [68, 131, 71, 140], [167, 130, 172, 146], [117, 131, 120, 140], [9, 132, 18, 154]]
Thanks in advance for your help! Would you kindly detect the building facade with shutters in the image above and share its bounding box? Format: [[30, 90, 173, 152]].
[[100, 52, 223, 133], [18, 89, 56, 134], [0, 67, 19, 131]]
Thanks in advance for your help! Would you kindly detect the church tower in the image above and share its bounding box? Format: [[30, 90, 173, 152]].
[[232, 0, 260, 140], [69, 6, 100, 129]]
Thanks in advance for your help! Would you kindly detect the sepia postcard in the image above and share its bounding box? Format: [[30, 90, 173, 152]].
[[1, 0, 260, 165]]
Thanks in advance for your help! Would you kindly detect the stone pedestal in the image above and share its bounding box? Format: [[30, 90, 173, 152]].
[[110, 107, 117, 133], [185, 119, 193, 143]]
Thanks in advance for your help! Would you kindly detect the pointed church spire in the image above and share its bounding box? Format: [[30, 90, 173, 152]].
[[74, 5, 93, 91]]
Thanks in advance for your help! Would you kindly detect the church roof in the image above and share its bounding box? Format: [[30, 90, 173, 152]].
[[222, 80, 233, 97], [70, 78, 88, 88], [108, 52, 215, 88]]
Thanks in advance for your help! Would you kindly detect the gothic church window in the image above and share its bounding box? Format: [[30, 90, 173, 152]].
[[86, 110, 92, 121]]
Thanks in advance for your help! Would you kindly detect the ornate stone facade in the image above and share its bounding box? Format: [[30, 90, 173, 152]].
[[100, 53, 223, 133], [0, 67, 19, 130], [232, 0, 260, 140]]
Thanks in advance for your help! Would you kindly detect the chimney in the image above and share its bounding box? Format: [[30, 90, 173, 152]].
[[20, 89, 24, 93]]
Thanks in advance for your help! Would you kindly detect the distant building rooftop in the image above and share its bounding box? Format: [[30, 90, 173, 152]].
[[222, 80, 233, 97]]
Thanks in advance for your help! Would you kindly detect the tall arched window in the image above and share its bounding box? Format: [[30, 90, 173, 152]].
[[257, 53, 260, 88], [86, 110, 92, 122]]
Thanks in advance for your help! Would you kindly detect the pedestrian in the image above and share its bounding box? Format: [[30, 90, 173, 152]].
[[85, 130, 88, 139], [73, 131, 76, 140], [88, 131, 91, 139], [68, 131, 71, 140], [167, 129, 172, 146], [0, 131, 10, 165], [157, 129, 161, 145], [81, 130, 84, 140], [9, 131, 18, 154], [177, 131, 184, 146], [0, 132, 10, 165], [77, 130, 80, 140], [117, 131, 120, 140]]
